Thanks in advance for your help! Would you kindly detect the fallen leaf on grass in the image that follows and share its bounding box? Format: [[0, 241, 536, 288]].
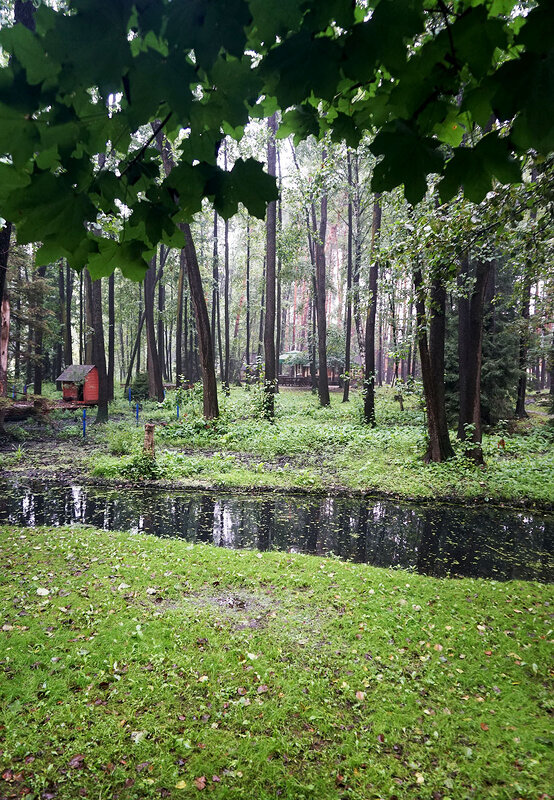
[[356, 691, 365, 701], [68, 754, 85, 769], [257, 685, 268, 694], [175, 780, 187, 789], [194, 776, 207, 790], [480, 723, 489, 731]]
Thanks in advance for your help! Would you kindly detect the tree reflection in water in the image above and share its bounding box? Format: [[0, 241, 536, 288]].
[[0, 481, 551, 582]]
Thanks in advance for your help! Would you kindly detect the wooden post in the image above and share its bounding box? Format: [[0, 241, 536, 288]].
[[143, 422, 155, 458]]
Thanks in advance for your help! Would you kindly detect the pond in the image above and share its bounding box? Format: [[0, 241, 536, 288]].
[[0, 480, 552, 582]]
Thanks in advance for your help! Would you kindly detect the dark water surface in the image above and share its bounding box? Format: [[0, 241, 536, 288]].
[[1, 481, 552, 582]]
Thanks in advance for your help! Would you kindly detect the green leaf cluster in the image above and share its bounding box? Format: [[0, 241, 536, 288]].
[[0, 0, 551, 278]]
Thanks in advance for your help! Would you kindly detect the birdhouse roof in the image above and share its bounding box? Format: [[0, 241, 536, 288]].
[[56, 365, 96, 382]]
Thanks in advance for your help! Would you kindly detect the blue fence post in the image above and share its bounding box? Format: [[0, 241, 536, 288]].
[[23, 384, 27, 396], [177, 403, 179, 420], [136, 402, 139, 426], [82, 407, 86, 438], [12, 386, 15, 399]]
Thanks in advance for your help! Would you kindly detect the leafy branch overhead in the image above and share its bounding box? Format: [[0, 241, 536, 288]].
[[0, 0, 551, 279]]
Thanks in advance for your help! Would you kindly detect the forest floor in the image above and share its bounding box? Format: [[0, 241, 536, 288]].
[[0, 524, 552, 800], [0, 386, 553, 508]]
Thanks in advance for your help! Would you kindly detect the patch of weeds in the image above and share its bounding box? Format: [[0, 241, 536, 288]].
[[119, 453, 161, 481], [104, 422, 141, 455], [89, 454, 124, 478]]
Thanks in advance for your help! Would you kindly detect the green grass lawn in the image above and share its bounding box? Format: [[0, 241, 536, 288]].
[[0, 524, 552, 799]]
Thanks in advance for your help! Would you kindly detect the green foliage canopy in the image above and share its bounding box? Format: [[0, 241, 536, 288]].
[[0, 0, 551, 280]]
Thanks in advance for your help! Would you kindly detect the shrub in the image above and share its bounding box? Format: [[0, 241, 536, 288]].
[[129, 372, 149, 401]]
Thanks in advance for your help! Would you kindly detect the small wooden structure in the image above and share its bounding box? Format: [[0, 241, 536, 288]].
[[56, 365, 99, 405]]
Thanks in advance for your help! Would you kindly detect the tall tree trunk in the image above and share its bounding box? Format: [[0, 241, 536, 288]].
[[0, 223, 12, 312], [315, 191, 330, 406], [154, 127, 218, 417], [389, 289, 399, 384], [310, 294, 317, 393], [363, 195, 381, 425], [136, 284, 142, 375], [514, 266, 532, 418], [428, 267, 453, 459], [175, 249, 185, 387], [547, 329, 554, 414], [352, 153, 364, 361], [414, 262, 454, 463], [257, 259, 265, 364], [107, 272, 115, 401], [457, 255, 490, 464], [119, 324, 125, 382], [181, 224, 219, 417], [0, 225, 12, 390], [264, 113, 277, 419], [212, 218, 222, 377], [55, 262, 65, 381], [84, 268, 94, 365], [212, 211, 218, 366], [515, 168, 537, 416], [405, 297, 413, 381], [212, 211, 224, 381], [377, 310, 383, 386], [343, 151, 354, 402], [64, 261, 73, 365], [90, 276, 108, 423], [275, 151, 283, 388], [0, 294, 9, 397], [14, 261, 21, 381], [245, 218, 251, 369], [33, 265, 47, 395], [223, 221, 230, 394], [79, 270, 84, 364], [157, 271, 166, 381], [144, 255, 164, 401], [183, 288, 189, 382]]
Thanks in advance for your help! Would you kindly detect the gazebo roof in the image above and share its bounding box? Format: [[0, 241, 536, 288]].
[[56, 365, 95, 382]]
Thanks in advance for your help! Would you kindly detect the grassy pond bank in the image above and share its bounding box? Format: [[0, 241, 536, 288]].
[[0, 387, 553, 507]]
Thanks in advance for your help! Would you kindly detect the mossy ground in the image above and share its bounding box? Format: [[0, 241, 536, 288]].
[[0, 524, 552, 800], [1, 385, 553, 507]]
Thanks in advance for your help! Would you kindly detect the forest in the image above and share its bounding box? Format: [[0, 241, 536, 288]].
[[0, 1, 553, 799]]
